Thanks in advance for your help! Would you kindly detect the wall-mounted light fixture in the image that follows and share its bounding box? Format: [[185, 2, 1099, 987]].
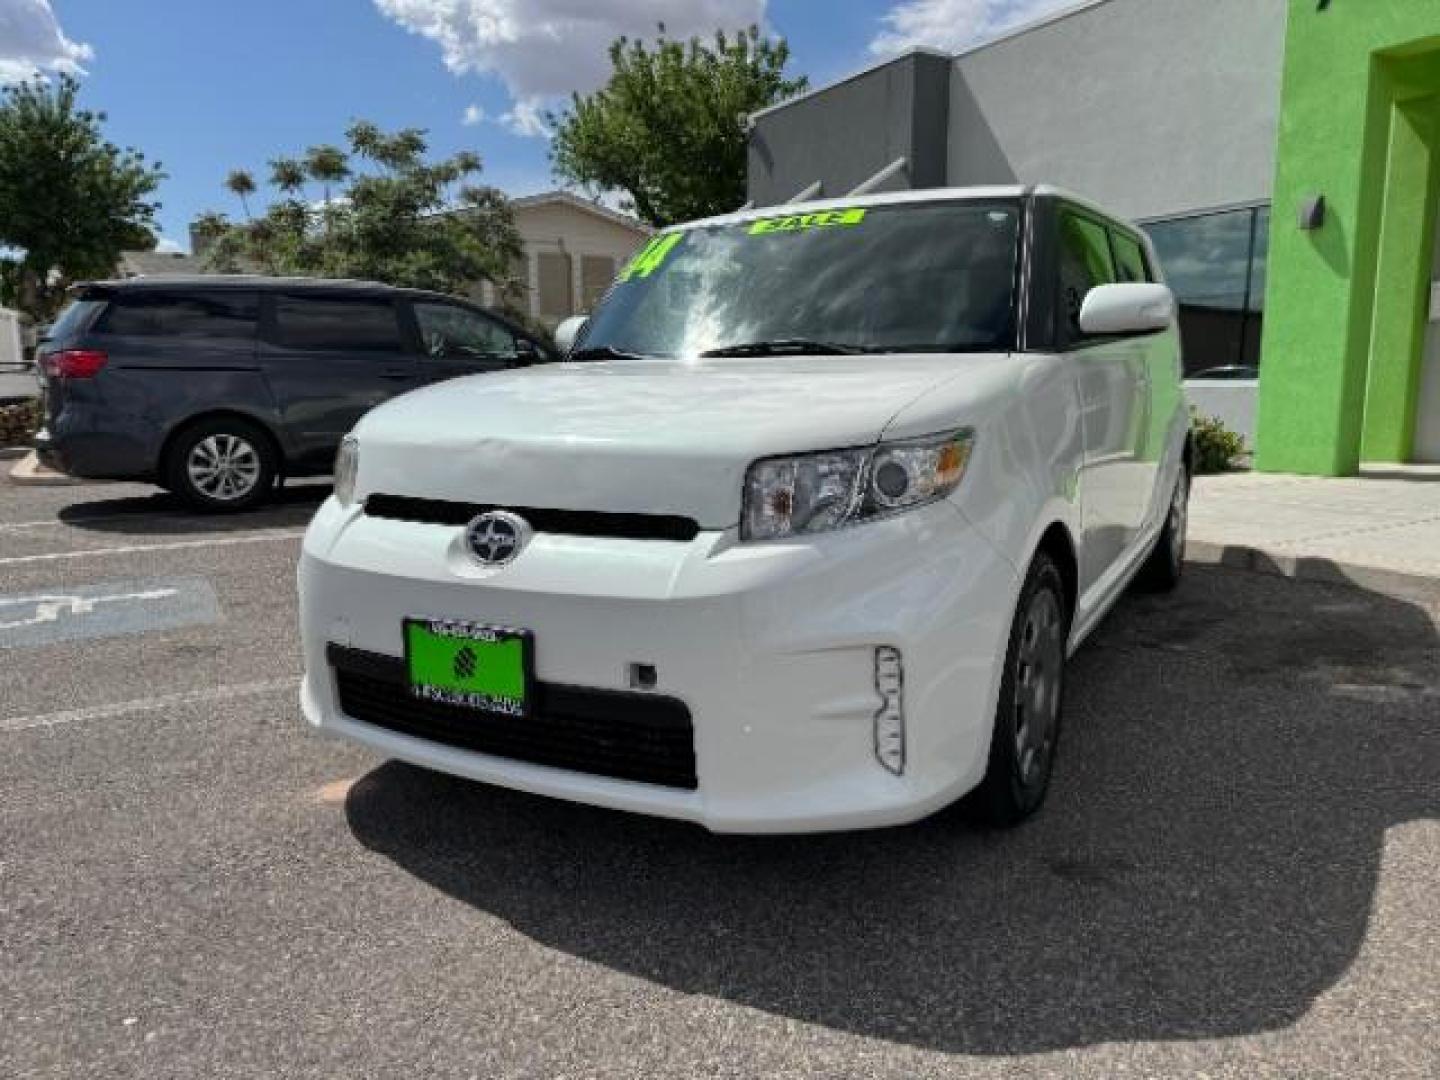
[[1298, 194, 1327, 231]]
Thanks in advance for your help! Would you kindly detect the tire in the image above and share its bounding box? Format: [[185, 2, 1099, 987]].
[[164, 417, 278, 513], [1136, 466, 1190, 592], [971, 552, 1070, 828]]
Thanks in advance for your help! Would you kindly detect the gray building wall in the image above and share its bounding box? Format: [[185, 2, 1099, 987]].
[[747, 51, 951, 208], [747, 0, 1289, 223], [948, 0, 1287, 221]]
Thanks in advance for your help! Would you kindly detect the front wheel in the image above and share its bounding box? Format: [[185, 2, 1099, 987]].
[[164, 418, 277, 512], [971, 552, 1070, 828]]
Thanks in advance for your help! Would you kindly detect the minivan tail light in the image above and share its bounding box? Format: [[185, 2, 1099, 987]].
[[41, 350, 108, 379]]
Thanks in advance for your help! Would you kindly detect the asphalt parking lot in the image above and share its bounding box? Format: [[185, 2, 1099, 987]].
[[1, 477, 1436, 1079]]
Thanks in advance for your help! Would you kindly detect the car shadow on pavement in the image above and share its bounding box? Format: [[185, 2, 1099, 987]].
[[55, 483, 330, 534], [344, 564, 1439, 1055]]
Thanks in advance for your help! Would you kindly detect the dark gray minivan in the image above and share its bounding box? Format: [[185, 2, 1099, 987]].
[[36, 276, 555, 510]]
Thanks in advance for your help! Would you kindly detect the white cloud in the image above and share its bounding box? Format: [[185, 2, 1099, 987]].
[[375, 0, 765, 135], [0, 0, 93, 83], [869, 0, 1069, 57], [461, 103, 485, 125], [153, 237, 185, 255], [499, 98, 549, 139]]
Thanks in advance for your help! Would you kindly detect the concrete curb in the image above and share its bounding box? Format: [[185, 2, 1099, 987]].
[[7, 450, 82, 487], [1189, 540, 1440, 607]]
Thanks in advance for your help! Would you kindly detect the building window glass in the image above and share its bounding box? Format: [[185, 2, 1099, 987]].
[[1143, 206, 1268, 379]]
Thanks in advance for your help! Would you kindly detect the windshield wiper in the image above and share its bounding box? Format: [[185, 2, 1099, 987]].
[[699, 339, 868, 358], [568, 345, 648, 362]]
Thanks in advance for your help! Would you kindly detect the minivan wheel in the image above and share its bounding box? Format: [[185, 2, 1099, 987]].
[[165, 418, 277, 512], [1137, 467, 1190, 592], [971, 553, 1069, 828]]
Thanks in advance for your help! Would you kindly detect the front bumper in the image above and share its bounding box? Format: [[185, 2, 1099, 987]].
[[298, 497, 1019, 833]]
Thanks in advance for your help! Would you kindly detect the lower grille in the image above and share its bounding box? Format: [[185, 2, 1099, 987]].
[[329, 645, 698, 790]]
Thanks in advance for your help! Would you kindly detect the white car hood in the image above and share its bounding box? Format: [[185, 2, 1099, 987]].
[[355, 355, 1017, 527]]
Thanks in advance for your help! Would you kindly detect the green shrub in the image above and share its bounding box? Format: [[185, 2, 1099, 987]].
[[0, 398, 41, 448], [1191, 410, 1247, 474]]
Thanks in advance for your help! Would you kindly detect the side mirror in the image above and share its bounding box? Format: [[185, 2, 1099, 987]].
[[1079, 283, 1176, 336], [554, 315, 589, 356], [513, 337, 542, 364]]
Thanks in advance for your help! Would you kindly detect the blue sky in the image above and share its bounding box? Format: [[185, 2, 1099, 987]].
[[2, 0, 1066, 251]]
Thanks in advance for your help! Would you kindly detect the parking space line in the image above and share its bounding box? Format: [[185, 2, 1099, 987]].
[[0, 511, 301, 532], [1, 678, 299, 732], [0, 530, 306, 567]]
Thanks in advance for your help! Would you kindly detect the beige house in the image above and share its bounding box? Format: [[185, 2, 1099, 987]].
[[474, 191, 651, 328]]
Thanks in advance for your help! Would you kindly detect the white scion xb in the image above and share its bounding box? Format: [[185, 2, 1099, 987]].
[[299, 187, 1191, 834]]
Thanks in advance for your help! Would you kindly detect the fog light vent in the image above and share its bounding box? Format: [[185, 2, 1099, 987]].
[[874, 646, 905, 776]]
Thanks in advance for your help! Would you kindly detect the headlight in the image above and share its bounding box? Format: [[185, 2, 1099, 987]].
[[334, 435, 359, 507], [742, 430, 974, 542]]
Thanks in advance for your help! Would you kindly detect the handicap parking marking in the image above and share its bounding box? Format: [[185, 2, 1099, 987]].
[[0, 587, 181, 630], [0, 576, 221, 649]]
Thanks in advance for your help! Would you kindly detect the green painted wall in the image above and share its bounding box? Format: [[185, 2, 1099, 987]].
[[1256, 1, 1440, 475]]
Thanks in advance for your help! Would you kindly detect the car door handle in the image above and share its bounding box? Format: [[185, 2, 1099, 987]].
[[379, 368, 413, 380]]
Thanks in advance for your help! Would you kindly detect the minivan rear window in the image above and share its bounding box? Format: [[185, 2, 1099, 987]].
[[272, 295, 402, 352], [96, 291, 258, 339], [46, 298, 105, 341]]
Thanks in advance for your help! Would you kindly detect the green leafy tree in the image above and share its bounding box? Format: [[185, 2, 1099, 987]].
[[0, 75, 164, 320], [200, 121, 521, 298], [549, 26, 807, 227]]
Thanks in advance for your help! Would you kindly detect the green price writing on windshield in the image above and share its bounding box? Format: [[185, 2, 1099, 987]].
[[618, 233, 684, 281], [749, 208, 867, 236]]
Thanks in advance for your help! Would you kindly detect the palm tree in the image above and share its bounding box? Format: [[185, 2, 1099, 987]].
[[225, 169, 256, 220], [304, 145, 350, 207], [269, 157, 306, 196]]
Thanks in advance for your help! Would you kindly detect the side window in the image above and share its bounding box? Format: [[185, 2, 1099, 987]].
[[1111, 231, 1151, 284], [272, 295, 402, 352], [96, 291, 258, 339], [411, 302, 518, 361], [1056, 211, 1117, 344]]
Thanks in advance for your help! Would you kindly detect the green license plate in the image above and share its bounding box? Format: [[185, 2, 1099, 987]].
[[403, 618, 533, 717]]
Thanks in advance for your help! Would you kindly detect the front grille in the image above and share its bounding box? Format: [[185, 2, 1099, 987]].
[[364, 494, 700, 543], [329, 645, 698, 790]]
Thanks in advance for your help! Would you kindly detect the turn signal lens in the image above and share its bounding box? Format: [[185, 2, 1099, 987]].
[[40, 350, 108, 379]]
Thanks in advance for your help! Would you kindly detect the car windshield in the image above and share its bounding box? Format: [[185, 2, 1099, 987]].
[[578, 200, 1022, 359]]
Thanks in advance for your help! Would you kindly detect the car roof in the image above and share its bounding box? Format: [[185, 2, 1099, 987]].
[[679, 184, 1139, 234], [78, 274, 448, 299]]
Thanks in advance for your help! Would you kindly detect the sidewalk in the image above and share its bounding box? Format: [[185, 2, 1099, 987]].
[[1190, 469, 1440, 603]]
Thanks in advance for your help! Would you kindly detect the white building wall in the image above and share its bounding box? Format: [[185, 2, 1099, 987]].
[[947, 0, 1289, 221]]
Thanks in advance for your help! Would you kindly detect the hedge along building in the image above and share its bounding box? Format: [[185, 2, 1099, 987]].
[[745, 0, 1440, 474]]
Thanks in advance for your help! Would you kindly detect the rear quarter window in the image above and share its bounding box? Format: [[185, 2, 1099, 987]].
[[1110, 231, 1152, 284], [46, 297, 106, 340], [271, 295, 402, 351], [95, 291, 258, 339]]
